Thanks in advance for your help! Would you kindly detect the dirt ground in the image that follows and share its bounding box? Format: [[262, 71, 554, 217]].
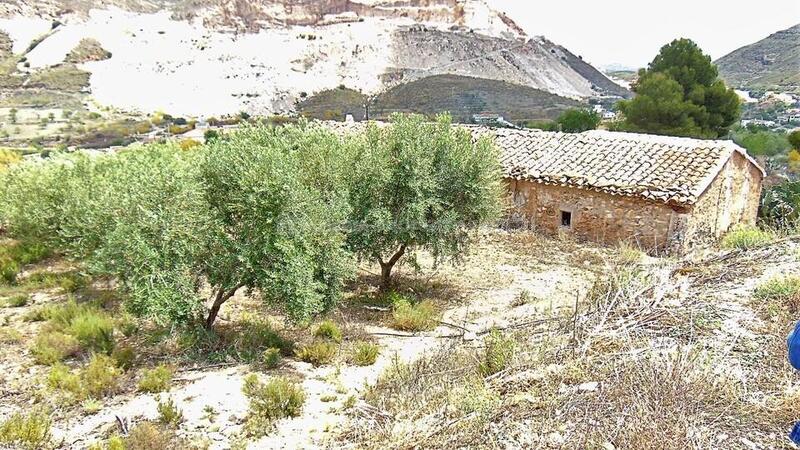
[[1, 229, 798, 449]]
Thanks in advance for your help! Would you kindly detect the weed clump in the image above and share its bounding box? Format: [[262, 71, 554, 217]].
[[3, 294, 29, 307], [350, 341, 380, 366], [754, 276, 800, 314], [30, 331, 81, 365], [721, 226, 773, 249], [111, 345, 135, 371], [67, 310, 115, 354], [0, 409, 52, 450], [390, 298, 438, 332], [260, 348, 281, 369], [138, 365, 174, 393], [242, 374, 305, 437], [156, 396, 184, 427], [80, 353, 123, 398], [477, 329, 516, 376], [296, 341, 337, 366], [46, 353, 122, 402], [0, 327, 22, 343], [313, 320, 342, 343]]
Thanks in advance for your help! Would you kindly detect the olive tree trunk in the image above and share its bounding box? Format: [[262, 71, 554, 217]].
[[378, 244, 406, 291]]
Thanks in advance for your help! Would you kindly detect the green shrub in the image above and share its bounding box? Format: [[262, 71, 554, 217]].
[[295, 341, 337, 366], [0, 240, 51, 286], [0, 409, 52, 450], [0, 258, 18, 284], [156, 396, 183, 427], [46, 363, 83, 398], [721, 226, 774, 249], [30, 331, 81, 365], [260, 348, 281, 369], [81, 353, 122, 398], [138, 365, 174, 393], [510, 289, 533, 307], [124, 421, 186, 450], [0, 327, 22, 343], [116, 313, 139, 337], [477, 329, 516, 376], [390, 299, 438, 332], [754, 276, 800, 315], [242, 374, 305, 436], [81, 398, 103, 414], [234, 319, 294, 359], [111, 345, 135, 371], [313, 320, 342, 343], [350, 341, 379, 366], [67, 311, 115, 354], [3, 294, 29, 307]]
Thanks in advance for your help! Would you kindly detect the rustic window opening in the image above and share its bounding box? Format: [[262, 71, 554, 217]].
[[561, 210, 572, 228]]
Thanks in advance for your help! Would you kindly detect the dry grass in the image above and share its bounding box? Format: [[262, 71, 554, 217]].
[[344, 252, 781, 449]]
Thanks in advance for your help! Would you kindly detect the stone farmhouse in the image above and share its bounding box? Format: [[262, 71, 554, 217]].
[[324, 121, 765, 253], [471, 127, 765, 253]]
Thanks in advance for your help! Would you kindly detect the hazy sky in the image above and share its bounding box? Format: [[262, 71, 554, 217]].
[[493, 0, 800, 69]]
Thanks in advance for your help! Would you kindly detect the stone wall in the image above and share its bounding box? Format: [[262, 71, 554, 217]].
[[506, 180, 685, 252], [505, 151, 763, 254], [682, 151, 764, 250]]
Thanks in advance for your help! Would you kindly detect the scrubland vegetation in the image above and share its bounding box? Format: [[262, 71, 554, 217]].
[[0, 113, 798, 449]]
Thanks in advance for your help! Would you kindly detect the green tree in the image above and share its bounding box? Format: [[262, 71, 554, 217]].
[[618, 39, 739, 138], [731, 127, 790, 156], [789, 130, 800, 150], [198, 124, 353, 326], [345, 114, 503, 289], [557, 109, 600, 133]]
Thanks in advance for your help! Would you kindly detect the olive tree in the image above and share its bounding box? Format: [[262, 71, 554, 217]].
[[345, 114, 503, 289], [198, 124, 353, 326]]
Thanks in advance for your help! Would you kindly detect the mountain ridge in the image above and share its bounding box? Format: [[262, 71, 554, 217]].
[[0, 1, 629, 118], [715, 23, 800, 93]]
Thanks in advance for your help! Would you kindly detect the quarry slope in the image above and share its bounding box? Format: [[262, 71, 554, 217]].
[[0, 1, 628, 117]]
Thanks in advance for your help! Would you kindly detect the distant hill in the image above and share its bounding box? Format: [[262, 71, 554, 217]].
[[0, 0, 628, 117], [716, 24, 800, 93], [297, 75, 582, 124]]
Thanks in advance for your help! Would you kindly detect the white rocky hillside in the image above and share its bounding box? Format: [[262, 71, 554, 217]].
[[0, 0, 628, 117]]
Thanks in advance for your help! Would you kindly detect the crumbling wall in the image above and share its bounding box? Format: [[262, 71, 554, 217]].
[[682, 152, 764, 250], [507, 180, 683, 253]]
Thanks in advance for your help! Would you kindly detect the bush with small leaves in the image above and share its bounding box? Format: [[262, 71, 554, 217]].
[[233, 319, 295, 360], [477, 329, 516, 376], [350, 341, 380, 366], [313, 320, 342, 343], [81, 353, 122, 398], [138, 365, 174, 393], [46, 363, 83, 399], [261, 348, 281, 369], [0, 327, 22, 343], [30, 331, 81, 365], [87, 435, 124, 450], [3, 294, 29, 307], [82, 398, 104, 415], [242, 374, 305, 436], [0, 409, 52, 450], [390, 299, 438, 332], [67, 311, 115, 354], [124, 421, 187, 450], [156, 396, 184, 428], [721, 226, 774, 250], [510, 289, 533, 307], [111, 345, 135, 371], [295, 341, 337, 366], [755, 276, 800, 315]]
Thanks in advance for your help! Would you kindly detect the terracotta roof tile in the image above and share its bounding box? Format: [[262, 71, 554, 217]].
[[321, 121, 765, 206]]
